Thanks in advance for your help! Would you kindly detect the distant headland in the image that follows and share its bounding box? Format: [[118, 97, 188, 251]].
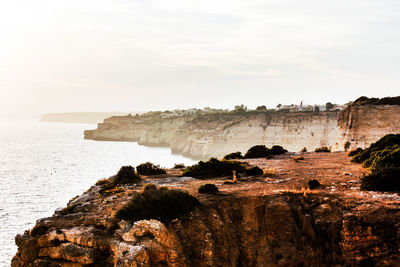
[[84, 96, 400, 160], [40, 112, 139, 124]]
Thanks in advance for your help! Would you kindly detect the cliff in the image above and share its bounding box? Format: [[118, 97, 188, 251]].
[[12, 153, 400, 266], [84, 104, 400, 160], [338, 104, 400, 151]]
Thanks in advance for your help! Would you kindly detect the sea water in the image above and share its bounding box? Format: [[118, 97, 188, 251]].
[[0, 120, 196, 265]]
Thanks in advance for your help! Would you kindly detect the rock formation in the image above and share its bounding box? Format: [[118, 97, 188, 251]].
[[84, 103, 400, 160], [12, 153, 400, 266]]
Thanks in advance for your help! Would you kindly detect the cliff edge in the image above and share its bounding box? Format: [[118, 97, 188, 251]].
[[12, 153, 400, 266], [84, 101, 400, 159]]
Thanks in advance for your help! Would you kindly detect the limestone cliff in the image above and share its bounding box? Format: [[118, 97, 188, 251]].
[[338, 104, 400, 151], [85, 104, 400, 160], [12, 153, 400, 266]]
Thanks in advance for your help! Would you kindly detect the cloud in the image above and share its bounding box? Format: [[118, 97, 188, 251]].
[[0, 0, 399, 116]]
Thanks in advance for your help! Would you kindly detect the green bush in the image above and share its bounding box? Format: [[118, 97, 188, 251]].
[[270, 145, 288, 155], [351, 134, 400, 164], [360, 168, 400, 191], [354, 96, 400, 106], [136, 162, 166, 175], [223, 151, 244, 160], [349, 134, 400, 191], [244, 145, 269, 158], [307, 179, 321, 189], [142, 183, 157, 192], [348, 147, 363, 157], [315, 147, 330, 153], [114, 166, 141, 184], [115, 186, 200, 223], [362, 146, 400, 172], [198, 184, 219, 194], [182, 158, 246, 178], [245, 166, 263, 176], [244, 145, 287, 159], [173, 163, 185, 169]]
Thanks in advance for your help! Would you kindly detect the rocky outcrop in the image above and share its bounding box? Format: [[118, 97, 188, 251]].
[[12, 193, 400, 266], [12, 153, 400, 266], [338, 104, 400, 151], [84, 104, 400, 160]]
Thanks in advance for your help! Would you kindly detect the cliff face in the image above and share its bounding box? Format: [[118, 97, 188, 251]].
[[85, 112, 341, 160], [12, 153, 400, 266], [12, 194, 400, 267], [338, 104, 400, 151], [85, 105, 400, 160]]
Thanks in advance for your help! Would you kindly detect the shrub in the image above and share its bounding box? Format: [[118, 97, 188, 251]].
[[354, 96, 400, 106], [349, 135, 400, 191], [244, 145, 269, 158], [360, 167, 400, 191], [198, 184, 219, 194], [307, 179, 321, 189], [270, 145, 288, 155], [300, 147, 307, 153], [315, 147, 330, 153], [223, 151, 244, 160], [142, 183, 157, 193], [348, 147, 363, 157], [182, 158, 246, 178], [114, 166, 141, 184], [115, 186, 200, 223], [351, 134, 400, 164], [244, 145, 287, 158], [136, 162, 166, 175], [173, 163, 185, 169], [362, 146, 400, 172], [96, 179, 116, 194], [344, 141, 351, 151], [245, 166, 263, 176]]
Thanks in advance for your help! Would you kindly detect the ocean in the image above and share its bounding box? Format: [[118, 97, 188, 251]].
[[0, 120, 196, 265]]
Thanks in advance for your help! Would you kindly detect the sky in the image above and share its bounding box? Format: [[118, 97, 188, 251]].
[[0, 0, 399, 118]]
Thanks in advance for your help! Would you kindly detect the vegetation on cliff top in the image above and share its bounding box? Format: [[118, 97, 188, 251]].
[[114, 166, 141, 184], [315, 147, 330, 153], [96, 166, 142, 195], [182, 158, 246, 178], [136, 162, 166, 175], [243, 145, 287, 159], [223, 151, 244, 160], [197, 184, 219, 194], [360, 168, 400, 191], [350, 134, 400, 191], [115, 185, 199, 223], [182, 157, 265, 178], [354, 96, 400, 106], [245, 166, 264, 176]]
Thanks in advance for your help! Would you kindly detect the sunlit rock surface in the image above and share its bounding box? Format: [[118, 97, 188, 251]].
[[84, 104, 400, 160], [12, 153, 400, 266]]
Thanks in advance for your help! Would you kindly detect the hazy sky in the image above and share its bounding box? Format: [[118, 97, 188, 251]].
[[1, 0, 399, 117]]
